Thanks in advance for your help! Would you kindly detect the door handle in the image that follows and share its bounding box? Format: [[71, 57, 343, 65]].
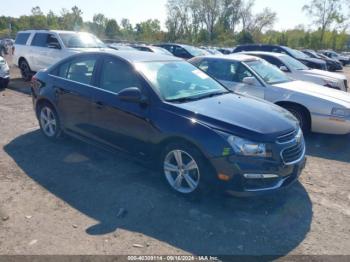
[[94, 101, 105, 109], [54, 87, 78, 95]]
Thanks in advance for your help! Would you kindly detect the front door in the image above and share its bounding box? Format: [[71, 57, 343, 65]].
[[89, 56, 155, 156]]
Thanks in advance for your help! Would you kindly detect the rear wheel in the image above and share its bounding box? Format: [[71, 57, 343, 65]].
[[283, 104, 310, 133], [19, 59, 32, 81], [38, 103, 62, 140]]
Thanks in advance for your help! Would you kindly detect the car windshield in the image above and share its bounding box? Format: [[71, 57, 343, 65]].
[[136, 61, 229, 102], [279, 55, 309, 70], [182, 45, 210, 57], [59, 33, 105, 48], [283, 46, 309, 59], [109, 44, 135, 51], [246, 60, 291, 85]]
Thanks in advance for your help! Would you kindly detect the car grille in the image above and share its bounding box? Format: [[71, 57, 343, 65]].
[[276, 129, 297, 144], [281, 142, 305, 165]]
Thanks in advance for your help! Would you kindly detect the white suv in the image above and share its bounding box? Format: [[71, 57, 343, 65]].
[[13, 30, 106, 80]]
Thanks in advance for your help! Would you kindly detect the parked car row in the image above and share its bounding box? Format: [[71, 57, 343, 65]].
[[8, 29, 350, 197]]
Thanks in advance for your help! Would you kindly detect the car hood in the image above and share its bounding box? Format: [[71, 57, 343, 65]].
[[166, 93, 298, 142], [302, 69, 346, 81], [274, 81, 350, 106]]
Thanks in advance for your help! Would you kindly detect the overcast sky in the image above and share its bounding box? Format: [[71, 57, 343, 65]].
[[2, 0, 311, 31]]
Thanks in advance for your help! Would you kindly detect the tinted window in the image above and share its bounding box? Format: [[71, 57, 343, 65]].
[[31, 33, 49, 47], [198, 59, 254, 82], [15, 33, 30, 45], [174, 46, 191, 58], [47, 34, 60, 46], [55, 57, 97, 85], [99, 58, 141, 93], [259, 55, 284, 68]]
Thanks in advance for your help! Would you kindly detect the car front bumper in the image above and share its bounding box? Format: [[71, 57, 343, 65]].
[[209, 154, 306, 196], [312, 113, 350, 135]]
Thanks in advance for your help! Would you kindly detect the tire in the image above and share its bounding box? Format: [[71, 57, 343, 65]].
[[19, 59, 32, 81], [0, 78, 8, 89], [37, 103, 63, 140], [283, 104, 310, 134], [160, 142, 212, 196]]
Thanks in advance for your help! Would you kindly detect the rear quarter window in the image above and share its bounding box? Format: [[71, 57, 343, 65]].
[[15, 33, 31, 45]]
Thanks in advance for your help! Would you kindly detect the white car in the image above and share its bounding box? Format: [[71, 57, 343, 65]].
[[190, 54, 350, 135], [241, 51, 348, 91], [0, 56, 10, 89], [13, 30, 106, 80]]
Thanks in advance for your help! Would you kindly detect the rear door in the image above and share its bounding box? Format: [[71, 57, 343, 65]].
[[50, 54, 99, 137]]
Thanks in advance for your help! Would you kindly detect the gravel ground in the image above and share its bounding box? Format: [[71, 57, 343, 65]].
[[0, 56, 350, 257]]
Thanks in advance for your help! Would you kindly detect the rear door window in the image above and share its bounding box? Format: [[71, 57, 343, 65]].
[[53, 57, 97, 86], [15, 33, 31, 45], [31, 33, 49, 47]]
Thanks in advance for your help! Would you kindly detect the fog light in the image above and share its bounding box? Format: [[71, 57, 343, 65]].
[[244, 174, 278, 179]]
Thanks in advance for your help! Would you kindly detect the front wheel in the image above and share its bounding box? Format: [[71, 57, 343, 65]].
[[38, 103, 62, 140], [19, 60, 32, 81], [161, 143, 210, 196], [283, 105, 310, 134]]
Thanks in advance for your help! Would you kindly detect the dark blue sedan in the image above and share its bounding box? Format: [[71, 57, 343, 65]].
[[31, 50, 306, 196]]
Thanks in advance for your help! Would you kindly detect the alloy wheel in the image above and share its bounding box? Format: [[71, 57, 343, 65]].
[[164, 150, 200, 194], [40, 106, 57, 137]]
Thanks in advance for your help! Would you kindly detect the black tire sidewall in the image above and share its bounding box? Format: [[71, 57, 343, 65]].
[[285, 106, 309, 133], [20, 60, 32, 81]]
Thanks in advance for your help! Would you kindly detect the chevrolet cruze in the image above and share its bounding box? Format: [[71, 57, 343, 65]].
[[31, 50, 306, 196]]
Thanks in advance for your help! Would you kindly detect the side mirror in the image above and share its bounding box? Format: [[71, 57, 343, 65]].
[[279, 65, 289, 72], [48, 43, 61, 49], [118, 87, 148, 104], [242, 77, 259, 86]]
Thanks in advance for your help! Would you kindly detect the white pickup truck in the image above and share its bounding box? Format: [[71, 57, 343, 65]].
[[13, 30, 106, 80]]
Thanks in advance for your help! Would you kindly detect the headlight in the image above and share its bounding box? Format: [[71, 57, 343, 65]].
[[324, 79, 339, 88], [331, 108, 350, 118], [226, 134, 267, 157]]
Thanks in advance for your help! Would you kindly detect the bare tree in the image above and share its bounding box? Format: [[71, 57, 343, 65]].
[[303, 0, 346, 43]]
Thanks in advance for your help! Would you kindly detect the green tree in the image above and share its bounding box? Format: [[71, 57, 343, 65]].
[[105, 19, 120, 39], [236, 30, 254, 44]]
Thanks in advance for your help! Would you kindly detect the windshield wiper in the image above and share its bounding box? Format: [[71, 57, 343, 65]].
[[193, 91, 230, 100], [166, 91, 229, 103]]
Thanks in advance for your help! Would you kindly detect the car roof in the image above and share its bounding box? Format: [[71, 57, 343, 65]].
[[195, 54, 260, 62], [239, 51, 286, 58], [79, 50, 182, 63], [17, 30, 93, 34]]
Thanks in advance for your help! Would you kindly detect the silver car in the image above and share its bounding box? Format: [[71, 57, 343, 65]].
[[0, 56, 10, 89], [190, 54, 350, 135]]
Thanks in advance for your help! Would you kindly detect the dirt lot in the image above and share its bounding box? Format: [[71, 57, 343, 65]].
[[0, 58, 350, 257]]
